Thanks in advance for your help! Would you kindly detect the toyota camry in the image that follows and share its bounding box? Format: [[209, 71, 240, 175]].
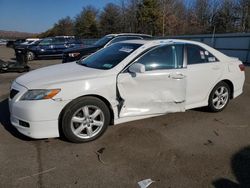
[[9, 39, 245, 142]]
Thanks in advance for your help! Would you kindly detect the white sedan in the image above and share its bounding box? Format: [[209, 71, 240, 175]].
[[9, 39, 245, 142]]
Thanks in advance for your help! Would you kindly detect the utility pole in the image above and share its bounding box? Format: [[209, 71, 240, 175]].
[[211, 26, 216, 47], [248, 1, 250, 32], [160, 0, 166, 36], [162, 0, 166, 36]]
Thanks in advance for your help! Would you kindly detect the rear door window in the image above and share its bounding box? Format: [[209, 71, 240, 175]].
[[186, 44, 218, 65]]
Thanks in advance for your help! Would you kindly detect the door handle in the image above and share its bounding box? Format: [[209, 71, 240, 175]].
[[169, 73, 185, 79]]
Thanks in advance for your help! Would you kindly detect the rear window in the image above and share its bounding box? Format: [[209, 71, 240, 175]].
[[94, 36, 114, 47], [78, 43, 142, 70], [187, 44, 218, 64]]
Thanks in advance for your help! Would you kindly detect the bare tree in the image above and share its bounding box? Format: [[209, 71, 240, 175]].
[[41, 0, 248, 38], [237, 0, 250, 32]]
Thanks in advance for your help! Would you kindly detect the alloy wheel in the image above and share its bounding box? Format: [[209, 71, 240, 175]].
[[70, 105, 105, 139], [27, 52, 34, 61], [212, 86, 229, 110]]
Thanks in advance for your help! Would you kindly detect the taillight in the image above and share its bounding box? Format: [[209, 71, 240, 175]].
[[239, 64, 245, 71]]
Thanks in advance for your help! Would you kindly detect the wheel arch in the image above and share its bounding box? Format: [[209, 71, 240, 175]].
[[220, 79, 234, 99], [27, 50, 36, 58], [58, 94, 115, 136], [207, 79, 234, 105]]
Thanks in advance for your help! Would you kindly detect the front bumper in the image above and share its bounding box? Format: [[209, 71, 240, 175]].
[[9, 81, 69, 139], [10, 115, 59, 139]]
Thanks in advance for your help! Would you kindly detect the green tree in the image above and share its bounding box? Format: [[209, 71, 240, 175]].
[[39, 16, 74, 37], [99, 3, 122, 35], [54, 16, 74, 36], [74, 6, 99, 38], [136, 0, 161, 35]]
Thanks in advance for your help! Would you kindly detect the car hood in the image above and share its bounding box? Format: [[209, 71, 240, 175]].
[[15, 62, 106, 89]]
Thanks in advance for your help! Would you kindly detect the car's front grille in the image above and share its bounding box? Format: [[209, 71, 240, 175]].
[[10, 89, 19, 99]]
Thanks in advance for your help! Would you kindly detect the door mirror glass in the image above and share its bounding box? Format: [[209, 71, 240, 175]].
[[129, 63, 146, 73]]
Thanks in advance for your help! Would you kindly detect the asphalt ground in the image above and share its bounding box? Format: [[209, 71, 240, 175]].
[[0, 46, 250, 188]]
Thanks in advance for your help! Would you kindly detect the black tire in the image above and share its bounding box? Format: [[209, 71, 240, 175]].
[[208, 82, 231, 112], [61, 97, 110, 143]]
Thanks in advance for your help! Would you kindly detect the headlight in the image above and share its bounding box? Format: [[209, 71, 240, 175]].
[[21, 89, 61, 101], [68, 52, 80, 57]]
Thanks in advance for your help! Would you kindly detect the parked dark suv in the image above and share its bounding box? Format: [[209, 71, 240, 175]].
[[27, 36, 84, 60], [62, 33, 152, 63]]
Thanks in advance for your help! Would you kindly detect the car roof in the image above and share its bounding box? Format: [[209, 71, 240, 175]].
[[44, 36, 75, 40], [118, 39, 210, 46], [118, 39, 231, 62]]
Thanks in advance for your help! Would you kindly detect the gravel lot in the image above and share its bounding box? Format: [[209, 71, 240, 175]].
[[0, 46, 250, 188]]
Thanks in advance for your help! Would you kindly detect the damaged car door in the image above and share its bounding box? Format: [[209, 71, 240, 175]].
[[117, 44, 187, 117]]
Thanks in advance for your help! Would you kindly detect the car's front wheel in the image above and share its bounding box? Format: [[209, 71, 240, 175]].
[[208, 82, 230, 112], [61, 97, 110, 143], [27, 51, 35, 61]]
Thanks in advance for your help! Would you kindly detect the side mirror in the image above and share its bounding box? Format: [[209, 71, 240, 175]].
[[128, 63, 146, 73]]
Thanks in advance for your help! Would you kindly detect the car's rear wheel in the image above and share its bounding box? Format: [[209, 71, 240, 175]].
[[208, 82, 230, 112], [27, 51, 35, 61], [61, 97, 110, 143]]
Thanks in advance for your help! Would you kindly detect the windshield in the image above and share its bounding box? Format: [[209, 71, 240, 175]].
[[32, 40, 41, 45], [78, 43, 142, 70], [93, 36, 114, 47], [39, 38, 52, 46]]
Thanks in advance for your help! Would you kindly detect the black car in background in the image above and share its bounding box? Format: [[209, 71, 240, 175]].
[[27, 36, 84, 60], [6, 38, 39, 49], [6, 40, 15, 48], [6, 39, 26, 48], [15, 40, 41, 60], [62, 33, 152, 63]]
